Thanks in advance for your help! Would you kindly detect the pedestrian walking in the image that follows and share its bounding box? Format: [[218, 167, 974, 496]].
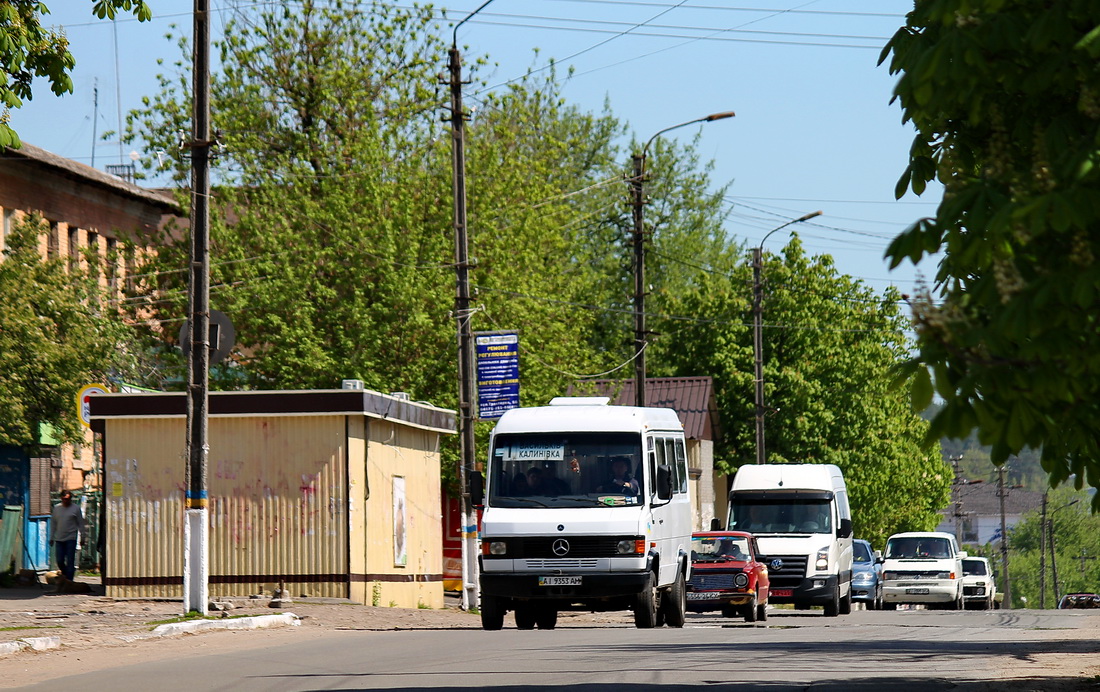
[[51, 490, 84, 583]]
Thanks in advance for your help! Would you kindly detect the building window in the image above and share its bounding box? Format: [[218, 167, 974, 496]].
[[48, 221, 60, 259], [69, 225, 81, 271]]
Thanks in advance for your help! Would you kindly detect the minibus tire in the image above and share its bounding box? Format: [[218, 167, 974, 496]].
[[480, 595, 505, 630], [662, 570, 687, 628], [633, 574, 658, 628], [514, 603, 537, 629], [535, 604, 558, 630]]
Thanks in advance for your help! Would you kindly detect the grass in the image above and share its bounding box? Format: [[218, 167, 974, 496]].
[[145, 612, 255, 627], [0, 625, 64, 632]]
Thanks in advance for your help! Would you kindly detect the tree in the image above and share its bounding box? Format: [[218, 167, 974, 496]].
[[650, 236, 951, 544], [0, 215, 138, 447], [880, 2, 1100, 508], [0, 1, 151, 147]]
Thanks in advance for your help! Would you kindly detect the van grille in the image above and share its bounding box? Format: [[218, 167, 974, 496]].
[[524, 559, 600, 569], [767, 555, 808, 587]]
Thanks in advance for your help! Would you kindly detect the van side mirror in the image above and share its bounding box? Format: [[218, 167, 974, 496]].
[[957, 550, 968, 559], [469, 471, 485, 507], [837, 518, 852, 538], [874, 549, 884, 564], [656, 464, 673, 500]]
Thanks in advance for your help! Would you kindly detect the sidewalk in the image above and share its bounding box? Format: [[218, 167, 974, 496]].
[[0, 574, 476, 658]]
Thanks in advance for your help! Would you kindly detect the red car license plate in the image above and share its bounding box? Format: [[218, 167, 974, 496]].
[[771, 589, 793, 597]]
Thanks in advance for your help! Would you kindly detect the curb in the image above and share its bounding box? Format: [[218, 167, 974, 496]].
[[151, 612, 301, 638], [0, 636, 62, 657]]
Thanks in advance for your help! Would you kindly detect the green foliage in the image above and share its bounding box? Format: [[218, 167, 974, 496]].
[[881, 1, 1100, 508], [649, 235, 952, 545], [0, 1, 150, 147], [1003, 487, 1100, 608], [0, 215, 137, 447]]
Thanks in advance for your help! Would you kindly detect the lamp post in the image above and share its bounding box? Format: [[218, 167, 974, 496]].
[[448, 0, 497, 613], [751, 211, 822, 464], [996, 465, 1023, 608], [629, 111, 735, 407]]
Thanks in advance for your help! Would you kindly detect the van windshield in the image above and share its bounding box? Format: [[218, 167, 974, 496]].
[[730, 500, 832, 534], [488, 432, 644, 508], [885, 536, 953, 559]]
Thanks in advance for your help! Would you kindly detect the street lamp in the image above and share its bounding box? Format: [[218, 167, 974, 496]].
[[751, 211, 822, 464], [630, 111, 735, 407]]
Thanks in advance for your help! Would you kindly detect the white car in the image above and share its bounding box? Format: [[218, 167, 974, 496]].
[[961, 557, 997, 610], [881, 531, 966, 610]]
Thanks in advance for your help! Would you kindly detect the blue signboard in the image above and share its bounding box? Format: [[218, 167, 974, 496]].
[[475, 331, 520, 419]]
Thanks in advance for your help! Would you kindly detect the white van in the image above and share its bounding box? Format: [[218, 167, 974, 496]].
[[881, 531, 967, 610], [727, 464, 854, 616], [477, 397, 693, 629]]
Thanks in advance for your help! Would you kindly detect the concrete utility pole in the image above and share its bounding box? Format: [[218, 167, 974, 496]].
[[184, 0, 213, 615], [630, 112, 735, 408], [447, 0, 496, 612], [751, 211, 821, 464], [1048, 498, 1080, 606], [996, 466, 1013, 608]]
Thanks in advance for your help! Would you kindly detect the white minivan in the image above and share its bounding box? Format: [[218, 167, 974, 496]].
[[881, 531, 967, 610], [477, 397, 693, 630], [727, 464, 854, 616]]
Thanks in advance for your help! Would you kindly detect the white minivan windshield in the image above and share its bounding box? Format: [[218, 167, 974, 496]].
[[489, 432, 643, 508]]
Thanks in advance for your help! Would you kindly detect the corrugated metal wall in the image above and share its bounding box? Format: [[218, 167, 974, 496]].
[[105, 416, 348, 599]]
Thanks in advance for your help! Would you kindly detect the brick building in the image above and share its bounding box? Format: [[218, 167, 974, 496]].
[[0, 142, 180, 571]]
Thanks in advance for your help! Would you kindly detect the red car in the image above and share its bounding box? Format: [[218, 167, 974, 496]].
[[687, 531, 770, 622]]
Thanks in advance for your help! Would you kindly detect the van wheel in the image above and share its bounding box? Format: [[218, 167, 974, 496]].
[[480, 595, 505, 630], [839, 590, 852, 615], [535, 604, 558, 629], [660, 570, 687, 628], [514, 603, 537, 629], [744, 595, 758, 623], [633, 574, 658, 628], [823, 586, 840, 617]]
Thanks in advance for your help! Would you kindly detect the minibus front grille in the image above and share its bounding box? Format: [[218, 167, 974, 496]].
[[509, 536, 638, 559]]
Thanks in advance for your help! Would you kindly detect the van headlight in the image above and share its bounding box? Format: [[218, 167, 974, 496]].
[[815, 549, 829, 571], [488, 541, 507, 555], [618, 538, 646, 555]]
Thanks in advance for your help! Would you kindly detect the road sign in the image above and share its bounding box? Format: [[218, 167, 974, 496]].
[[179, 309, 236, 365], [77, 384, 109, 428]]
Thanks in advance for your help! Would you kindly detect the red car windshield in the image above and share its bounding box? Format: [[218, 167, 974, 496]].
[[692, 536, 750, 562]]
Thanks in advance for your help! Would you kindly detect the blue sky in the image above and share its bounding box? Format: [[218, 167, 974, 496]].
[[12, 0, 942, 299]]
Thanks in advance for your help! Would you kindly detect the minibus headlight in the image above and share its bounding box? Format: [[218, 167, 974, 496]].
[[815, 549, 829, 571], [618, 538, 646, 555], [488, 541, 507, 555]]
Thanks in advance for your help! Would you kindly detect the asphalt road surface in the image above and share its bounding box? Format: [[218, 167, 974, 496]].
[[11, 607, 1100, 691]]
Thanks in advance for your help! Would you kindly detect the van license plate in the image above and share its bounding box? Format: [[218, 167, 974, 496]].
[[771, 589, 793, 598], [539, 576, 581, 586], [905, 588, 930, 595]]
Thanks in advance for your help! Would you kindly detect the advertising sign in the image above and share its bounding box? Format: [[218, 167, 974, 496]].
[[475, 331, 520, 419], [77, 384, 109, 428]]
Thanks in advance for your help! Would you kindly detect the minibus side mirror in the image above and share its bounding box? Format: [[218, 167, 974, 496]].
[[656, 464, 673, 501], [469, 471, 485, 507]]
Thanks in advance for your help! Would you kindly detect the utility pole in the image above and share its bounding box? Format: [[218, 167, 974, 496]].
[[751, 211, 821, 465], [630, 152, 647, 408], [447, 1, 497, 612], [996, 466, 1013, 608], [184, 0, 213, 615], [629, 112, 735, 409], [1049, 517, 1061, 606], [1039, 493, 1047, 609]]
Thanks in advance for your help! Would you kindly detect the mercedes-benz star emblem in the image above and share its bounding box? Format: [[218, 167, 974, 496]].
[[552, 539, 570, 557], [770, 558, 784, 571]]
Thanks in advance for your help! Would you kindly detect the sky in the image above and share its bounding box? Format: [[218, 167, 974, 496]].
[[12, 0, 943, 299]]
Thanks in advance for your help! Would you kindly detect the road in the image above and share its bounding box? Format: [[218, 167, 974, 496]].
[[10, 607, 1100, 691]]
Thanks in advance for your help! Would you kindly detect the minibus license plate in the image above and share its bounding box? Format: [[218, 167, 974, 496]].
[[905, 587, 930, 595], [539, 576, 581, 586], [771, 589, 793, 598]]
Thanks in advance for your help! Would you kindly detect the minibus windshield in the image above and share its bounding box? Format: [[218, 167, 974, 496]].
[[488, 432, 644, 508]]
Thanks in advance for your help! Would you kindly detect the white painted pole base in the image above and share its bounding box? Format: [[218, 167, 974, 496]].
[[183, 508, 209, 614]]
